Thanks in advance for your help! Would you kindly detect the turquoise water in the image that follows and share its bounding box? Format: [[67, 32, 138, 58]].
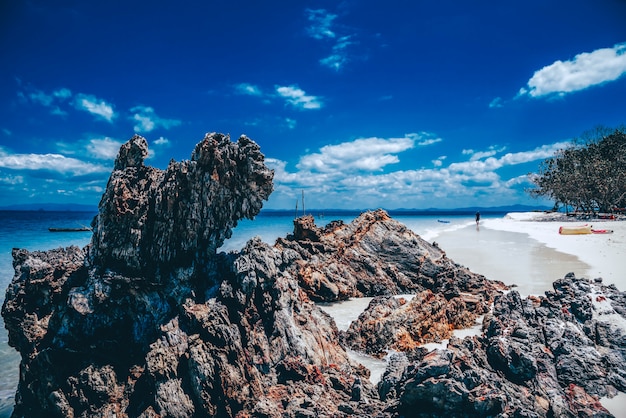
[[0, 211, 96, 417], [0, 209, 499, 416]]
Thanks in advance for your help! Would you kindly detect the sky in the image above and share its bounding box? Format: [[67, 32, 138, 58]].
[[1, 1, 626, 210]]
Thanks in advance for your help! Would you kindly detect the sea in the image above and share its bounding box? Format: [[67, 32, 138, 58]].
[[0, 209, 499, 416]]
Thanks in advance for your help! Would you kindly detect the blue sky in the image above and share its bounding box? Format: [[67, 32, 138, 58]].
[[1, 1, 626, 210]]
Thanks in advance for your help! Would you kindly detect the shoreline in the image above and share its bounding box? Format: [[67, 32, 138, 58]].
[[434, 212, 626, 417], [483, 212, 626, 290], [432, 212, 625, 294]]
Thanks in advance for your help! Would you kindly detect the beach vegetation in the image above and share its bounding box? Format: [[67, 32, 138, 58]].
[[528, 127, 626, 213]]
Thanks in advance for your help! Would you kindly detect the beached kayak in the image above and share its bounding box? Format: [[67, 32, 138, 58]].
[[558, 225, 592, 235]]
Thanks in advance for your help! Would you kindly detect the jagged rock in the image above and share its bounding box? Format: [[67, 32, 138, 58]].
[[90, 132, 273, 282], [277, 211, 506, 302], [382, 276, 626, 417], [2, 133, 625, 418], [343, 290, 488, 358], [1, 134, 385, 418]]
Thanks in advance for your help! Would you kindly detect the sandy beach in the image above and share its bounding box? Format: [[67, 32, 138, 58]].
[[435, 212, 626, 416], [435, 213, 626, 296]]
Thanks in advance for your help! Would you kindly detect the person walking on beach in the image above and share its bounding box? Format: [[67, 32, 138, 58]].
[[475, 211, 480, 225]]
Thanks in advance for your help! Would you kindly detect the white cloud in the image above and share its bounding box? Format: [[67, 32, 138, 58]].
[[74, 94, 116, 122], [154, 136, 170, 146], [234, 83, 262, 96], [285, 118, 297, 130], [520, 43, 626, 97], [489, 97, 503, 108], [0, 150, 109, 176], [0, 174, 24, 185], [305, 9, 337, 39], [415, 136, 443, 147], [297, 135, 416, 173], [276, 85, 323, 110], [28, 90, 54, 106], [130, 106, 181, 133], [306, 8, 360, 72], [53, 88, 72, 99], [449, 142, 568, 174], [264, 136, 567, 210], [432, 156, 447, 167], [463, 146, 507, 161], [320, 35, 354, 71], [86, 137, 123, 160]]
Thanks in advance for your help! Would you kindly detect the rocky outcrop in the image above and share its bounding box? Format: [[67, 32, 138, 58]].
[[343, 291, 486, 358], [378, 274, 626, 417], [90, 132, 273, 282], [2, 132, 625, 417], [276, 211, 505, 302]]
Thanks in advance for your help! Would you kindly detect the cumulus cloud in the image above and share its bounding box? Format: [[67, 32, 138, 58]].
[[265, 136, 566, 210], [86, 137, 123, 160], [130, 106, 181, 133], [519, 43, 626, 97], [297, 135, 416, 173], [450, 142, 568, 174], [0, 174, 24, 185], [432, 156, 447, 167], [0, 149, 109, 176], [74, 93, 116, 122], [18, 85, 74, 116], [462, 146, 507, 161], [276, 85, 323, 110]]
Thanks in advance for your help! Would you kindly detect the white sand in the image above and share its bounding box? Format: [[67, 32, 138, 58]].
[[434, 223, 590, 297], [484, 213, 626, 416], [484, 213, 626, 290]]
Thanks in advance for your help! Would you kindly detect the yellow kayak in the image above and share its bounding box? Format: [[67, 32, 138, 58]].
[[558, 225, 592, 235]]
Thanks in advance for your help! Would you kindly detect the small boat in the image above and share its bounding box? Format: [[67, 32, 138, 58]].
[[591, 229, 614, 234], [437, 220, 450, 224], [48, 227, 92, 232], [558, 225, 592, 235]]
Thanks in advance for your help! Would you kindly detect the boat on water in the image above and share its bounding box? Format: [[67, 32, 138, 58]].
[[48, 227, 92, 232], [437, 220, 450, 224], [558, 225, 592, 235]]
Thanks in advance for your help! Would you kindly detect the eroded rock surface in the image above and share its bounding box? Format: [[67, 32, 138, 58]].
[[380, 274, 626, 417], [276, 211, 505, 303], [2, 133, 625, 417]]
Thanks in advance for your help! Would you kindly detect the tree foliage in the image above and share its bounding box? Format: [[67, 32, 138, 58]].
[[528, 127, 626, 213]]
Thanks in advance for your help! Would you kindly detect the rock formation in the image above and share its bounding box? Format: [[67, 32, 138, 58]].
[[276, 211, 505, 303], [2, 132, 625, 417], [378, 275, 626, 417]]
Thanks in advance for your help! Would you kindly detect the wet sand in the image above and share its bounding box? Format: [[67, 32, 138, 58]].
[[435, 224, 591, 296]]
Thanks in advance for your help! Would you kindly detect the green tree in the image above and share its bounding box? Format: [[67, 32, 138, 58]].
[[528, 127, 626, 213]]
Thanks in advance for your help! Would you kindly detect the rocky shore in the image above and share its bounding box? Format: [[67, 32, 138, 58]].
[[2, 134, 625, 417]]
